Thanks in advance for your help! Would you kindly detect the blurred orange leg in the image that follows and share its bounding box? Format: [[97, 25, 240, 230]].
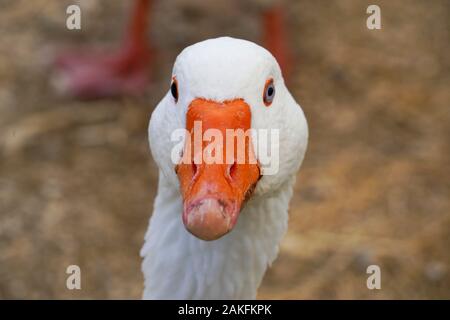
[[53, 0, 153, 99], [263, 5, 292, 80]]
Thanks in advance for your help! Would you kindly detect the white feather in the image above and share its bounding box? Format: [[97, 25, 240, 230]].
[[141, 37, 308, 299]]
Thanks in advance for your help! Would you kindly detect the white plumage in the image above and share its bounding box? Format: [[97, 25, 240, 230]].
[[141, 37, 308, 299]]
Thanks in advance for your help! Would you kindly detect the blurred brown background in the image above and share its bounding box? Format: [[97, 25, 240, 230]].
[[0, 0, 449, 299]]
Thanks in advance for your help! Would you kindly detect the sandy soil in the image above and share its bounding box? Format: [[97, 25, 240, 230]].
[[0, 0, 449, 299]]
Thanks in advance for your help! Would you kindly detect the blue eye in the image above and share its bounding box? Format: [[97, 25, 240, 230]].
[[263, 79, 275, 106]]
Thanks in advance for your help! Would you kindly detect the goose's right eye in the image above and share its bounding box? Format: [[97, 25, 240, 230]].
[[171, 78, 178, 102], [263, 78, 275, 106]]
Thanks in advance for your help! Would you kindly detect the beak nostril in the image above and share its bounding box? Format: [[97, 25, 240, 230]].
[[192, 162, 199, 178], [227, 162, 237, 180]]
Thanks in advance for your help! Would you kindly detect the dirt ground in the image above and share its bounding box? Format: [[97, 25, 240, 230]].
[[0, 0, 449, 299]]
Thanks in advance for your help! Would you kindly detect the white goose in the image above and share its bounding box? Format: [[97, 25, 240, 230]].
[[141, 37, 308, 299]]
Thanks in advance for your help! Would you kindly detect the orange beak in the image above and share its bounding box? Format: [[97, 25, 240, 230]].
[[176, 98, 261, 241]]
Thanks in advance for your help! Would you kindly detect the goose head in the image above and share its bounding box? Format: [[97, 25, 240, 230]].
[[149, 37, 308, 241]]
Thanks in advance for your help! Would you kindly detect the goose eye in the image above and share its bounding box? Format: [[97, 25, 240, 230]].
[[170, 78, 178, 102], [263, 79, 275, 106]]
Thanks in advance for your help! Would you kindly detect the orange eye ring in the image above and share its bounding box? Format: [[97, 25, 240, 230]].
[[263, 78, 275, 106], [171, 77, 179, 102]]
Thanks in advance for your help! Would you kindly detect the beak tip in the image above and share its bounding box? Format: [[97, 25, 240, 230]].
[[183, 198, 237, 241]]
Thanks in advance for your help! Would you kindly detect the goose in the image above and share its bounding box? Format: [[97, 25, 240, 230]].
[[53, 0, 290, 99], [141, 37, 308, 299]]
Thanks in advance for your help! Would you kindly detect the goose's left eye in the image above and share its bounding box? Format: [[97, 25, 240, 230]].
[[171, 78, 178, 102], [263, 79, 275, 106]]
